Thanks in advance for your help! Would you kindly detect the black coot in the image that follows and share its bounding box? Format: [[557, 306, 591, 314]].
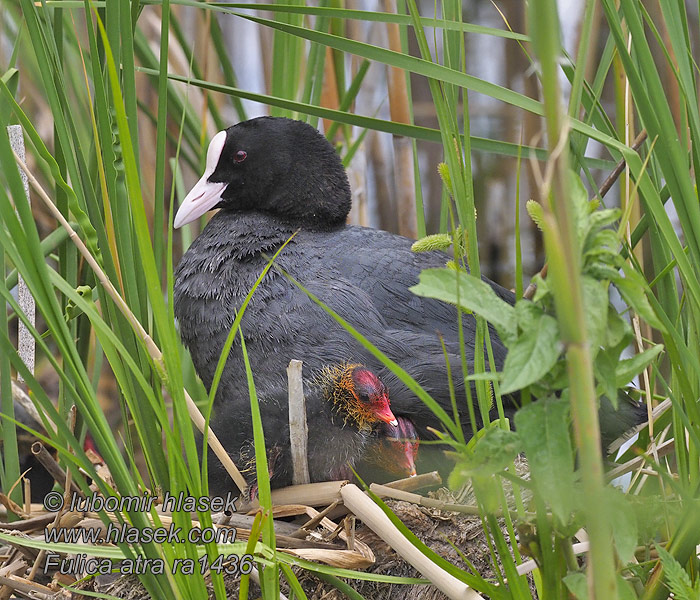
[[174, 117, 642, 494]]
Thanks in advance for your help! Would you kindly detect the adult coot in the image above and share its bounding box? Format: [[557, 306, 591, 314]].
[[174, 117, 643, 493]]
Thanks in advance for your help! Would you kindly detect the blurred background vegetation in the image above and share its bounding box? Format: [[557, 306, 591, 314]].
[[1, 0, 700, 599]]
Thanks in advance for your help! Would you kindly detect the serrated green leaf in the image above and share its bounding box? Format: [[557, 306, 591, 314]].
[[526, 199, 544, 230], [569, 173, 591, 249], [606, 487, 638, 563], [584, 229, 620, 259], [595, 350, 617, 405], [410, 268, 516, 336], [588, 207, 622, 231], [501, 312, 560, 393], [606, 306, 632, 348], [513, 298, 543, 331], [448, 426, 520, 489], [581, 276, 609, 351], [530, 273, 551, 303], [586, 264, 624, 281], [612, 263, 665, 331], [514, 397, 575, 526], [656, 544, 698, 600]]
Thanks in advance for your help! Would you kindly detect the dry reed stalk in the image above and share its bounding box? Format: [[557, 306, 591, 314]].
[[30, 443, 83, 499], [74, 512, 342, 551], [287, 359, 310, 485], [7, 125, 35, 382], [12, 151, 248, 494], [28, 408, 79, 583], [0, 575, 54, 600], [279, 503, 375, 568], [383, 0, 416, 238], [382, 470, 442, 491], [0, 559, 26, 600], [607, 398, 671, 455], [369, 483, 529, 521], [291, 500, 340, 538], [238, 480, 347, 513], [321, 46, 340, 135], [370, 484, 482, 514], [268, 505, 312, 518], [606, 437, 674, 482], [0, 513, 53, 531], [341, 483, 483, 600], [281, 547, 374, 569]]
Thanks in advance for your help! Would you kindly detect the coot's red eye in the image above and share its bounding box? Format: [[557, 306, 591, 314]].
[[234, 150, 247, 163]]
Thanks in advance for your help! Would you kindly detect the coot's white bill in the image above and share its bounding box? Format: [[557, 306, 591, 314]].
[[174, 131, 227, 228]]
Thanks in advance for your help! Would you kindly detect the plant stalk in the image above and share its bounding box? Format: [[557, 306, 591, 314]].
[[528, 0, 618, 597]]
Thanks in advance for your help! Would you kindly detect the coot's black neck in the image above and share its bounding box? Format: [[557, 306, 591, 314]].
[[195, 209, 346, 262]]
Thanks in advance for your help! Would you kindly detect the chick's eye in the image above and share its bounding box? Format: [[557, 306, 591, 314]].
[[234, 150, 247, 163]]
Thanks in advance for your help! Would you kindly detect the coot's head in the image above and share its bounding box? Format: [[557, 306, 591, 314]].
[[316, 363, 398, 430], [173, 117, 352, 229], [369, 417, 419, 477]]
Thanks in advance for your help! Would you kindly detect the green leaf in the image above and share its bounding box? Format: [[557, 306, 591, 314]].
[[594, 349, 618, 406], [605, 306, 633, 348], [581, 276, 609, 351], [0, 68, 19, 116], [448, 425, 520, 486], [563, 572, 588, 600], [569, 172, 592, 250], [605, 487, 638, 564], [656, 544, 699, 600], [410, 268, 516, 337], [587, 207, 622, 232], [615, 344, 664, 388], [514, 397, 575, 526], [612, 263, 665, 331], [500, 310, 560, 394]]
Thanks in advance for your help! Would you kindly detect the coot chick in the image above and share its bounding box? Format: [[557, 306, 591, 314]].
[[207, 363, 397, 498], [357, 416, 419, 482]]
